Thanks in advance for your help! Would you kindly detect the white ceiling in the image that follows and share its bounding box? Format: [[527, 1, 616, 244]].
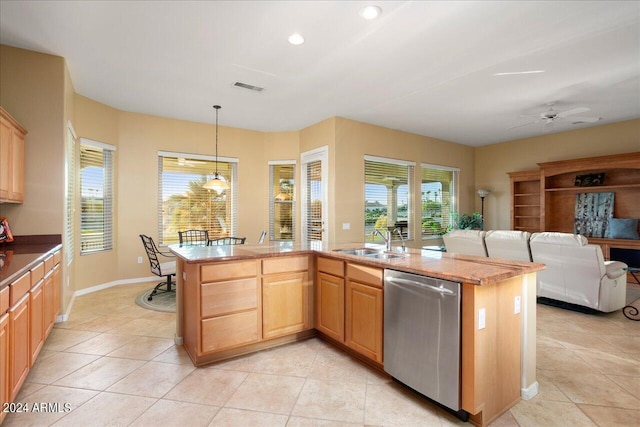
[[1, 1, 639, 146]]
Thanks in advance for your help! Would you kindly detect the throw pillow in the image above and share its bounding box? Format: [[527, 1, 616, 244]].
[[606, 218, 640, 240]]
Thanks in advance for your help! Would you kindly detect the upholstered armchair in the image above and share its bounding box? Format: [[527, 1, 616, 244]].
[[529, 232, 628, 312], [442, 229, 487, 257]]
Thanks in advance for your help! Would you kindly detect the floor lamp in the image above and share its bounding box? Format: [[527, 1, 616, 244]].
[[476, 189, 491, 230]]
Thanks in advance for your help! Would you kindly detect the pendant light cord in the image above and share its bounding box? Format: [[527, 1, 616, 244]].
[[214, 105, 221, 176]]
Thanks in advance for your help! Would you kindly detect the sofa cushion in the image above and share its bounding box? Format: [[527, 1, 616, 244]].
[[529, 232, 588, 246], [442, 229, 487, 257], [485, 230, 532, 262], [605, 218, 640, 240]]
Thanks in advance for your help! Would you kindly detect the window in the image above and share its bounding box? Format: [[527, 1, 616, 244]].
[[364, 156, 414, 243], [269, 161, 295, 241], [79, 138, 115, 254], [158, 151, 237, 245], [421, 163, 459, 239]]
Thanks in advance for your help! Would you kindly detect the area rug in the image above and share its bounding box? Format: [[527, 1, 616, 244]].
[[135, 288, 176, 313]]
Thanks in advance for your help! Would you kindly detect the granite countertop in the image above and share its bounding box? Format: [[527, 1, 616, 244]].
[[0, 237, 63, 289], [170, 241, 544, 286]]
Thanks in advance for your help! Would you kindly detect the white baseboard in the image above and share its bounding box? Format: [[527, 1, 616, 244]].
[[74, 276, 158, 296], [521, 381, 539, 400], [55, 276, 158, 323]]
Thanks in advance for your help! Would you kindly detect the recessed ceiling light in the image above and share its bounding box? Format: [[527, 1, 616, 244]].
[[288, 33, 304, 45], [359, 5, 382, 20], [493, 70, 545, 76]]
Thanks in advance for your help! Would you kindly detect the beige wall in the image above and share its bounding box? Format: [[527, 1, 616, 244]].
[[0, 45, 65, 235], [475, 119, 640, 230]]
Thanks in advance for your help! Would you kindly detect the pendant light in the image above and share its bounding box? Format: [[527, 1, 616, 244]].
[[203, 105, 230, 193]]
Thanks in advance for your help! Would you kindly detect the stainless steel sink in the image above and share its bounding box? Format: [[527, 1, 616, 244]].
[[333, 247, 379, 256], [333, 247, 407, 260]]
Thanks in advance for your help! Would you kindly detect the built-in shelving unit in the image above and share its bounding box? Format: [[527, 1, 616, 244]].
[[509, 152, 640, 270], [508, 170, 541, 233]]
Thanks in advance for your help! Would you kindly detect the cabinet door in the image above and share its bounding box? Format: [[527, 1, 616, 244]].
[[316, 272, 344, 342], [0, 116, 11, 200], [44, 272, 55, 337], [1, 313, 9, 422], [29, 281, 44, 366], [346, 280, 383, 363], [52, 264, 61, 322], [9, 127, 24, 202], [262, 271, 308, 339], [9, 294, 29, 401]]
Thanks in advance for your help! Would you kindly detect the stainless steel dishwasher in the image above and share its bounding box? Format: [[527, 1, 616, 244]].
[[383, 269, 465, 417]]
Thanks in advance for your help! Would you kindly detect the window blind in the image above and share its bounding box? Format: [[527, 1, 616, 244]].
[[80, 139, 115, 254], [65, 124, 76, 264], [158, 152, 238, 245], [364, 156, 414, 243], [306, 160, 323, 242], [421, 163, 459, 238]]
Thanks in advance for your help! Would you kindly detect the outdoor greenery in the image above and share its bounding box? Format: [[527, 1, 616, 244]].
[[163, 175, 229, 242], [448, 212, 484, 231]]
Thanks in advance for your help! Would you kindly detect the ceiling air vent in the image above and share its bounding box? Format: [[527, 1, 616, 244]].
[[233, 82, 264, 92]]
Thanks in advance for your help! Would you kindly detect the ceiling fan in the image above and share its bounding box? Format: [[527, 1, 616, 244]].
[[510, 103, 601, 129]]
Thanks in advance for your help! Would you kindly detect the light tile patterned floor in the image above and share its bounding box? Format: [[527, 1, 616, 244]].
[[4, 281, 640, 426]]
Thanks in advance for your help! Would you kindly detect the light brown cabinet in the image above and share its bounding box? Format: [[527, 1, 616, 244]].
[[345, 263, 383, 363], [29, 280, 44, 366], [0, 312, 8, 425], [0, 107, 26, 203], [181, 255, 314, 366], [9, 293, 29, 401], [3, 248, 61, 409], [315, 257, 384, 364], [262, 255, 310, 339], [316, 257, 345, 342]]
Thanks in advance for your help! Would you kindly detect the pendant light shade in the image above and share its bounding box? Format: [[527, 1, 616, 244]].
[[203, 105, 230, 193]]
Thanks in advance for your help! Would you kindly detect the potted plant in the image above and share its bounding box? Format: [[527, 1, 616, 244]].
[[447, 212, 484, 231]]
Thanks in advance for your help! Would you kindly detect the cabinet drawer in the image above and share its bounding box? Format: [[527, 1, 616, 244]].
[[201, 260, 258, 283], [317, 257, 344, 277], [347, 263, 383, 288], [30, 262, 44, 285], [201, 310, 259, 353], [263, 256, 308, 275], [0, 286, 8, 313], [44, 255, 54, 273], [10, 271, 31, 306], [201, 278, 258, 318]]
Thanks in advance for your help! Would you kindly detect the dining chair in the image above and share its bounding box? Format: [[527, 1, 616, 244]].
[[139, 234, 176, 301], [208, 236, 246, 246], [178, 229, 209, 246]]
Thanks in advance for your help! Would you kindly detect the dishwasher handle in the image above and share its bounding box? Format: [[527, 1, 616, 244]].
[[386, 276, 457, 295]]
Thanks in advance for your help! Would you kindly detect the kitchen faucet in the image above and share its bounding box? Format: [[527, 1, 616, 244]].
[[372, 228, 392, 251], [393, 227, 406, 251]]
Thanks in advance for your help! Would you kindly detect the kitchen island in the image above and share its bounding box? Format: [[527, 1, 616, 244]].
[[170, 242, 544, 427]]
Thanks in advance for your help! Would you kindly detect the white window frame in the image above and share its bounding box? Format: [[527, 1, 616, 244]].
[[420, 162, 459, 240], [79, 137, 116, 255], [364, 155, 415, 243], [157, 151, 239, 245]]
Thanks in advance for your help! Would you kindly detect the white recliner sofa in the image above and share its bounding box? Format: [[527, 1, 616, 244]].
[[442, 229, 629, 312], [529, 232, 628, 313]]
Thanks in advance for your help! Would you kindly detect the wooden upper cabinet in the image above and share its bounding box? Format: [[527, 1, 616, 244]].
[[0, 107, 26, 203]]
